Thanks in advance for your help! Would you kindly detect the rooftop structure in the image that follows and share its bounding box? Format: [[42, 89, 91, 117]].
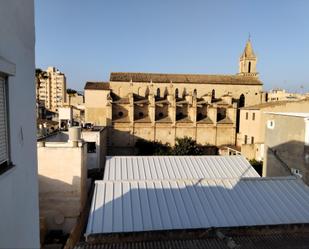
[[103, 155, 259, 181], [86, 177, 309, 237]]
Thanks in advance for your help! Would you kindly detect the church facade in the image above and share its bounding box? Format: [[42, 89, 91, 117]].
[[84, 39, 263, 154]]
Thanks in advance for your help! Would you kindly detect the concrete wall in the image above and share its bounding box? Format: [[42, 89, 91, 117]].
[[0, 1, 40, 248], [263, 114, 309, 185], [108, 123, 236, 155], [85, 89, 110, 125], [38, 142, 87, 233]]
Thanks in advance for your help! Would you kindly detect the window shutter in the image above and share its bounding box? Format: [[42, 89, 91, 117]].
[[0, 77, 8, 165]]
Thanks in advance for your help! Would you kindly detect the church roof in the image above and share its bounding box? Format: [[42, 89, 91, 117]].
[[84, 82, 110, 90], [110, 72, 262, 85], [241, 39, 256, 58]]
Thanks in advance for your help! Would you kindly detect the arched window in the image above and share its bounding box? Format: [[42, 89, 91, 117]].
[[193, 89, 197, 97], [137, 87, 142, 96], [239, 94, 245, 108], [248, 62, 251, 73], [156, 88, 160, 98], [164, 87, 168, 98], [212, 89, 215, 101], [175, 88, 179, 98]]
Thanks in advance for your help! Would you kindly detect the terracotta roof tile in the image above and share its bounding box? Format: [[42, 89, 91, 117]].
[[110, 72, 262, 85], [84, 82, 110, 90]]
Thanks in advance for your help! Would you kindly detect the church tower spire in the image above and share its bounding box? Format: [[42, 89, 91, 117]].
[[238, 37, 258, 77]]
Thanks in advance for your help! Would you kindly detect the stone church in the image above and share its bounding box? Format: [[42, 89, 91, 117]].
[[84, 39, 263, 154]]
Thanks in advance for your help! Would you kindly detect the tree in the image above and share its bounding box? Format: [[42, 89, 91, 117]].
[[173, 136, 202, 155], [67, 88, 77, 106], [135, 139, 171, 155], [135, 137, 218, 156], [249, 159, 263, 176]]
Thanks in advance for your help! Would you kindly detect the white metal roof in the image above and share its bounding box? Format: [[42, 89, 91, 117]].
[[103, 155, 259, 180], [86, 177, 309, 236]]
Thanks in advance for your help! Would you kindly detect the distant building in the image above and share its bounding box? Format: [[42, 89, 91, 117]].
[[85, 39, 264, 154], [263, 112, 309, 185], [238, 98, 309, 161], [268, 88, 306, 102], [0, 1, 40, 248], [66, 90, 84, 107], [37, 66, 67, 112]]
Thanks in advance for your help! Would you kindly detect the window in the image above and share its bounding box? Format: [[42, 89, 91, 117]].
[[193, 89, 197, 97], [175, 88, 179, 98], [251, 136, 254, 144], [156, 88, 160, 98], [212, 89, 215, 101], [87, 142, 96, 153], [252, 112, 255, 121], [0, 76, 10, 173], [244, 135, 248, 144], [245, 112, 248, 120], [267, 120, 275, 129]]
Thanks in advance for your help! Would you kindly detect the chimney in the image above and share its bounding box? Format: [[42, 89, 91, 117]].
[[68, 126, 81, 147]]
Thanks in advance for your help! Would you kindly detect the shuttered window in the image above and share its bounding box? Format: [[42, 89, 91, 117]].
[[0, 76, 8, 168]]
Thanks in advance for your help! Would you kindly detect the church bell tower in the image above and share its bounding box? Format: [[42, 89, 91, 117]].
[[238, 38, 258, 77]]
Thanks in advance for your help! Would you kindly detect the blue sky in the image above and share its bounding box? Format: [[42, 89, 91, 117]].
[[35, 0, 309, 92]]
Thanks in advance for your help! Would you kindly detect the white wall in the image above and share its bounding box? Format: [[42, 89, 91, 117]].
[[38, 143, 87, 233], [0, 1, 40, 248], [81, 131, 102, 169], [59, 107, 73, 121]]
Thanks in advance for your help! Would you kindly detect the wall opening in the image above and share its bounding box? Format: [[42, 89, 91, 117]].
[[212, 89, 215, 101], [175, 88, 179, 99]]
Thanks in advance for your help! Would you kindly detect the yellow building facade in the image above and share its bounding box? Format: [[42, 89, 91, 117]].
[[85, 40, 263, 154]]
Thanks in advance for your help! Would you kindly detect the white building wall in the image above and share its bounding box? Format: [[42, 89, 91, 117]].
[[0, 1, 40, 248]]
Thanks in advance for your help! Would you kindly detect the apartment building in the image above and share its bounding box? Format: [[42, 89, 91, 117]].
[[0, 1, 40, 248], [37, 66, 67, 112], [268, 88, 307, 102]]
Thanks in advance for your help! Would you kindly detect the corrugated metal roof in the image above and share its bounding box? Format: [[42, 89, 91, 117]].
[[103, 155, 259, 180], [76, 233, 309, 249], [86, 177, 309, 236]]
